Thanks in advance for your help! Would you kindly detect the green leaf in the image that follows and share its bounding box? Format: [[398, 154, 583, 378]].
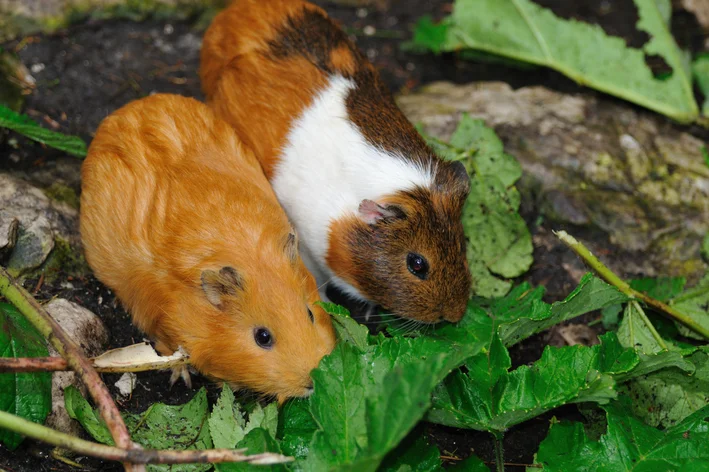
[[278, 398, 316, 461], [67, 386, 213, 472], [0, 303, 52, 450], [209, 386, 246, 449], [629, 277, 686, 302], [218, 428, 286, 472], [620, 349, 709, 429], [423, 115, 532, 298], [534, 398, 709, 470], [670, 272, 709, 340], [413, 0, 698, 122], [703, 232, 709, 258], [379, 432, 443, 472], [0, 104, 87, 157], [693, 55, 709, 117], [64, 385, 114, 445], [406, 16, 450, 54], [617, 301, 666, 354], [297, 328, 485, 471], [427, 339, 621, 433], [499, 273, 629, 346], [448, 455, 490, 472]]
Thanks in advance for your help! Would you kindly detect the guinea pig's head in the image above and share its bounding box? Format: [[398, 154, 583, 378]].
[[328, 160, 472, 324], [192, 233, 336, 402]]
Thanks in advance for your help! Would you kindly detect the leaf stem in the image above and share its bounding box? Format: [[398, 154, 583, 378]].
[[0, 267, 140, 471], [554, 231, 709, 340], [631, 301, 668, 350], [0, 409, 293, 466], [493, 432, 505, 472]]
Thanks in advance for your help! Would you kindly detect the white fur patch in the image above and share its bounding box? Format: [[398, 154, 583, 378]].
[[271, 75, 433, 297]]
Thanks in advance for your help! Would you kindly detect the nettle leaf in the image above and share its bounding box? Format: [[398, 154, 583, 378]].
[[278, 398, 316, 461], [319, 303, 369, 351], [534, 398, 709, 471], [499, 273, 629, 347], [412, 0, 698, 122], [209, 387, 246, 449], [617, 301, 665, 354], [427, 334, 626, 433], [66, 386, 213, 472], [296, 327, 486, 471], [620, 348, 709, 429], [0, 104, 88, 157], [0, 302, 52, 450], [219, 428, 286, 472], [670, 272, 709, 340], [423, 115, 532, 298]]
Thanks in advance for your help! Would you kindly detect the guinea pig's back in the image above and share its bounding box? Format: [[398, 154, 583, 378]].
[[80, 94, 270, 331]]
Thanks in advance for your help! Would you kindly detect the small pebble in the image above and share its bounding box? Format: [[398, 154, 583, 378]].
[[356, 8, 368, 18], [164, 24, 174, 35], [363, 25, 376, 36], [30, 63, 45, 73]]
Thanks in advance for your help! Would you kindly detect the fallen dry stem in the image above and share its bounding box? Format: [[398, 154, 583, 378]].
[[554, 230, 709, 340], [0, 267, 141, 471], [0, 409, 293, 466]]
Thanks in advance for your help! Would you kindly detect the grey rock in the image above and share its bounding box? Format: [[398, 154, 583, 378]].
[[44, 299, 108, 436], [0, 173, 80, 274], [398, 82, 709, 281]]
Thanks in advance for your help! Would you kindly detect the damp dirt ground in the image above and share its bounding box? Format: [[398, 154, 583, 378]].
[[0, 0, 707, 471]]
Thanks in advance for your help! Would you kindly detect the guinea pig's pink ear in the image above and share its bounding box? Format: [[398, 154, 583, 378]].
[[201, 266, 244, 308], [284, 232, 298, 264], [357, 199, 406, 225]]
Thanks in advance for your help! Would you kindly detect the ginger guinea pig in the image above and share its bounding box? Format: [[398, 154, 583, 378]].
[[200, 0, 472, 324], [80, 94, 335, 401]]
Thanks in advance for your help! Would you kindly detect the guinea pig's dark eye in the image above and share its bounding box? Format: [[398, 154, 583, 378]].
[[253, 327, 274, 349], [307, 307, 314, 323], [407, 253, 429, 280]]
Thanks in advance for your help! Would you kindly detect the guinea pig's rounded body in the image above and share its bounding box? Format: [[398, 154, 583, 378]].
[[80, 94, 335, 400], [200, 0, 472, 324]]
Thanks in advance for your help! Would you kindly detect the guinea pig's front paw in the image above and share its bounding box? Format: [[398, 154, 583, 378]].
[[169, 365, 192, 389]]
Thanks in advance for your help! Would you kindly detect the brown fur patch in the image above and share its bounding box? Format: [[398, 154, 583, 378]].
[[80, 94, 335, 399]]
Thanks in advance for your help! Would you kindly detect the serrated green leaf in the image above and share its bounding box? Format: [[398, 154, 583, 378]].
[[297, 327, 485, 471], [620, 349, 709, 429], [412, 0, 698, 122], [0, 303, 52, 450], [406, 16, 450, 54], [317, 303, 369, 350], [209, 386, 246, 449], [66, 387, 212, 472], [0, 104, 87, 157], [534, 398, 709, 471], [427, 340, 619, 433], [218, 428, 286, 472], [246, 402, 278, 439], [500, 273, 629, 346], [423, 115, 532, 298], [448, 455, 490, 472]]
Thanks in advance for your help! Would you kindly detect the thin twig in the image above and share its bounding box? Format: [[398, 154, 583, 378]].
[[0, 355, 188, 373], [554, 231, 709, 340], [0, 267, 141, 471], [0, 409, 293, 466]]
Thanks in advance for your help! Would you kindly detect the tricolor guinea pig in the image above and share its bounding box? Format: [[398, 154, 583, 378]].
[[80, 94, 336, 401], [200, 0, 471, 324]]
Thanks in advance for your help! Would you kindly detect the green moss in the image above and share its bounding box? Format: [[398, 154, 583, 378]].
[[40, 237, 89, 281], [43, 183, 80, 210]]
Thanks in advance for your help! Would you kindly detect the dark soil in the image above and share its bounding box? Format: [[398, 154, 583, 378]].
[[0, 1, 706, 471]]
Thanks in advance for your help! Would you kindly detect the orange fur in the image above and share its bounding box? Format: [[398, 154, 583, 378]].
[[80, 94, 335, 399]]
